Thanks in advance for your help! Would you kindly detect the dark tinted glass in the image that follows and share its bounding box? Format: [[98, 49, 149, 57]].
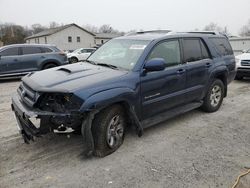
[[22, 47, 42, 55], [210, 38, 233, 56], [41, 47, 52, 53], [0, 47, 19, 56], [86, 49, 94, 53], [148, 40, 181, 67], [183, 39, 202, 62]]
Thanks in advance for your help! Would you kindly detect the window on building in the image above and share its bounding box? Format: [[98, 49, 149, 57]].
[[77, 36, 80, 42], [68, 36, 72, 43], [0, 47, 19, 56]]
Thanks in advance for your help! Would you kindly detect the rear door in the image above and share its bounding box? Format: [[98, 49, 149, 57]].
[[0, 47, 22, 75], [182, 38, 212, 102], [19, 46, 43, 72], [140, 39, 187, 119]]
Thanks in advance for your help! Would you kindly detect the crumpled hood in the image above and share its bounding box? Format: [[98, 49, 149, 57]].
[[22, 62, 128, 93]]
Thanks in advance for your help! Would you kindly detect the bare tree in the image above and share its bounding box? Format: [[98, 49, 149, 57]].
[[83, 24, 99, 33], [31, 24, 47, 34], [49, 21, 60, 28], [239, 19, 250, 36], [203, 22, 223, 32]]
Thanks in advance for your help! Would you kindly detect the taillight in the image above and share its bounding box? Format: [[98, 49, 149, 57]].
[[59, 51, 66, 56]]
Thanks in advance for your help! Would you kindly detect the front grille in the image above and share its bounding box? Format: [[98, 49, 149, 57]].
[[241, 60, 250, 66], [17, 82, 40, 107]]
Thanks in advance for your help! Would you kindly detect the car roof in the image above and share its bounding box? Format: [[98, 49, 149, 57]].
[[117, 31, 227, 41], [0, 44, 57, 50]]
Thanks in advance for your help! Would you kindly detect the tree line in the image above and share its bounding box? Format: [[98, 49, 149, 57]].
[[0, 20, 250, 46]]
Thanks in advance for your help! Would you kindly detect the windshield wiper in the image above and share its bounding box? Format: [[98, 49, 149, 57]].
[[96, 63, 118, 70], [84, 59, 97, 65]]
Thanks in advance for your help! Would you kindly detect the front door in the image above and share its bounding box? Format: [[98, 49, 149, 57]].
[[140, 39, 186, 119]]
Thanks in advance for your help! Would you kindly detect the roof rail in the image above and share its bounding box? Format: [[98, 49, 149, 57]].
[[186, 31, 220, 35], [126, 30, 171, 36]]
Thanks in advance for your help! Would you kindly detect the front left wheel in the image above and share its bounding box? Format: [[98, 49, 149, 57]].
[[92, 105, 126, 157]]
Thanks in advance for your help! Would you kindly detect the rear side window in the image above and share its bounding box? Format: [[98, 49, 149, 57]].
[[210, 38, 233, 56], [22, 47, 42, 55], [41, 47, 53, 53], [0, 47, 19, 56], [183, 38, 210, 62]]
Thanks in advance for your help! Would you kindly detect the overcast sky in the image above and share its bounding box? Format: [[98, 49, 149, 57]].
[[1, 0, 250, 35]]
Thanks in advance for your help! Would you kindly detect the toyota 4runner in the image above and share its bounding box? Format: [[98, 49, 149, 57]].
[[11, 31, 236, 157]]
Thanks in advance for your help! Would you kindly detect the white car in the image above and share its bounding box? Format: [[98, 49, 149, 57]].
[[235, 49, 250, 80], [67, 48, 96, 63]]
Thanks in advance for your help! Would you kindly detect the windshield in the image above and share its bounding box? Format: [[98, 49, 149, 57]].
[[72, 48, 82, 53], [88, 39, 150, 70]]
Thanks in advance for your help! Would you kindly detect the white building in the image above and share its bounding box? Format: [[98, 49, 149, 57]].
[[25, 23, 122, 51], [229, 37, 250, 55], [25, 23, 95, 51]]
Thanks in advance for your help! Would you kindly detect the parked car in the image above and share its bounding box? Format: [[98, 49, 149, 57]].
[[0, 44, 68, 78], [235, 49, 250, 79], [12, 31, 236, 157], [67, 48, 96, 63]]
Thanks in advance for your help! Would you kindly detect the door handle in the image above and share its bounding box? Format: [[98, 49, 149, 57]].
[[177, 69, 186, 74], [14, 59, 18, 61], [205, 62, 212, 68]]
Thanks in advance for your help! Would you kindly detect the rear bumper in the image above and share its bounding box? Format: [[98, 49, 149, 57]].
[[11, 94, 82, 143], [236, 68, 250, 77]]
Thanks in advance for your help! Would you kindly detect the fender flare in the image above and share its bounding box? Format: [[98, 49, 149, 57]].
[[80, 88, 143, 156]]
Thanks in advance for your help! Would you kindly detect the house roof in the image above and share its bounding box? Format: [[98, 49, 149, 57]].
[[94, 33, 122, 39], [25, 23, 95, 40]]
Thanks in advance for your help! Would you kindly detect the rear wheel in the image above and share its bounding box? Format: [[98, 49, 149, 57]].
[[70, 57, 78, 63], [92, 105, 126, 157], [43, 63, 57, 70], [201, 79, 224, 112]]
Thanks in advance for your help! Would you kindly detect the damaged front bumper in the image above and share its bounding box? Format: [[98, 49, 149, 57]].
[[11, 94, 83, 143]]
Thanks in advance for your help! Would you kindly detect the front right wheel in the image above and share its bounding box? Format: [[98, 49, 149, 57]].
[[92, 105, 126, 157], [201, 79, 225, 113]]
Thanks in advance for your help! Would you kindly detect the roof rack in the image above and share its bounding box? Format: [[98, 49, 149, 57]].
[[185, 31, 220, 35], [126, 30, 171, 36]]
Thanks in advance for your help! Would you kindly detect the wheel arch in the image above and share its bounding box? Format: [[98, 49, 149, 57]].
[[40, 60, 60, 70]]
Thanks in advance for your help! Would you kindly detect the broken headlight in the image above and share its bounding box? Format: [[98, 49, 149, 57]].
[[37, 93, 83, 113]]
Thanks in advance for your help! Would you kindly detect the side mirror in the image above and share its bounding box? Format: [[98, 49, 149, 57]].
[[144, 58, 166, 72]]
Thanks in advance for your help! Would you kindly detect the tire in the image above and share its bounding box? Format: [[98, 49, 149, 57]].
[[70, 57, 78, 63], [92, 105, 126, 157], [201, 79, 225, 113], [43, 63, 57, 70]]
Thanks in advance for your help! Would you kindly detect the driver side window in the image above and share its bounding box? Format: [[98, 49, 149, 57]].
[[148, 40, 181, 67]]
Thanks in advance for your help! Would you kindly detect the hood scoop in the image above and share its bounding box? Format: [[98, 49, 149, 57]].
[[57, 67, 71, 73], [57, 67, 90, 74]]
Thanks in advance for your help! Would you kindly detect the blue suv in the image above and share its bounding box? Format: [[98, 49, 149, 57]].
[[11, 31, 236, 157], [0, 44, 68, 78]]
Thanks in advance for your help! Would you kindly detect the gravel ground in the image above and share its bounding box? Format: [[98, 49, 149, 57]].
[[0, 79, 250, 188]]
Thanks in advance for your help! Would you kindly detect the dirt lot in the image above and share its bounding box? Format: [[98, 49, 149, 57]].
[[0, 79, 250, 188]]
